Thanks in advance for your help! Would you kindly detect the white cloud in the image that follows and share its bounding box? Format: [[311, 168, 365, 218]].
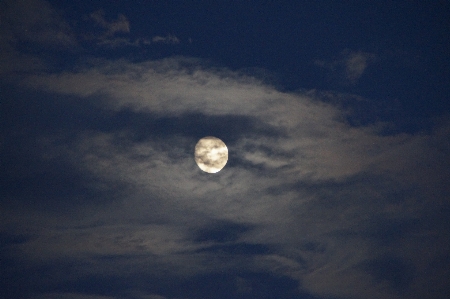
[[344, 50, 376, 83], [6, 57, 450, 299], [26, 58, 408, 184], [152, 34, 180, 44], [3, 2, 447, 299]]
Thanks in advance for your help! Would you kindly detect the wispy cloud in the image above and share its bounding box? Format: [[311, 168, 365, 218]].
[[1, 0, 77, 48], [0, 0, 77, 75], [90, 10, 131, 36], [84, 9, 136, 48], [315, 49, 376, 84], [344, 50, 375, 83], [152, 34, 180, 44], [1, 2, 449, 298], [0, 0, 181, 72], [86, 10, 180, 48], [3, 56, 447, 299]]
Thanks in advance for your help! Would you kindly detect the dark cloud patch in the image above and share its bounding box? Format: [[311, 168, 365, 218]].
[[0, 258, 32, 299], [0, 161, 126, 209], [195, 243, 271, 255], [226, 142, 294, 172], [226, 155, 269, 172], [0, 233, 34, 298], [298, 241, 326, 254], [110, 108, 282, 145], [2, 81, 283, 145], [0, 256, 79, 299], [0, 120, 128, 210], [1, 84, 110, 136], [425, 253, 450, 284], [8, 260, 308, 299], [172, 272, 302, 299], [307, 89, 438, 135], [193, 220, 252, 243], [327, 216, 428, 249], [54, 274, 134, 298], [365, 218, 421, 246], [0, 232, 30, 248], [266, 172, 412, 202], [360, 255, 415, 292]]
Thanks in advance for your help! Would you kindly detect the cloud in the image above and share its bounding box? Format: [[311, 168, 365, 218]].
[[83, 9, 137, 48], [315, 49, 376, 84], [1, 0, 77, 48], [31, 293, 116, 299], [0, 0, 181, 74], [3, 2, 447, 298], [90, 10, 131, 36], [2, 56, 450, 299], [86, 10, 180, 48], [0, 0, 78, 76], [0, 40, 46, 76], [152, 34, 180, 44], [93, 37, 153, 48], [345, 52, 369, 81]]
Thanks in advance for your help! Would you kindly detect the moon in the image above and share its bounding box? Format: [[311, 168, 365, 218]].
[[194, 136, 228, 173]]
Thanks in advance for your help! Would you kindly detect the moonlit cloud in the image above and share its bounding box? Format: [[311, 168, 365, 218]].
[[152, 34, 180, 44], [90, 10, 131, 36], [84, 9, 139, 49], [343, 51, 373, 82], [1, 1, 449, 298], [315, 49, 376, 84], [2, 55, 446, 299]]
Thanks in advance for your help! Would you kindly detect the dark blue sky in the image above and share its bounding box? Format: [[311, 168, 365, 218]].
[[1, 1, 449, 299], [38, 0, 450, 133]]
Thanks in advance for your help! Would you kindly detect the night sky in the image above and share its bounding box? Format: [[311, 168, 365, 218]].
[[1, 1, 450, 299]]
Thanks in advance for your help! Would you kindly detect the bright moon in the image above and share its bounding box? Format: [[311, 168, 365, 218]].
[[194, 136, 228, 173]]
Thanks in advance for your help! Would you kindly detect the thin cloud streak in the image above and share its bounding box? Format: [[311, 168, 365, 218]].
[[152, 34, 180, 44]]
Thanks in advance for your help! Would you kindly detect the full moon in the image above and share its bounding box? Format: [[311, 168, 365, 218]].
[[194, 136, 228, 173]]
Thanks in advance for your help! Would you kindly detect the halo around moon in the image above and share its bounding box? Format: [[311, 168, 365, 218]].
[[195, 136, 228, 173]]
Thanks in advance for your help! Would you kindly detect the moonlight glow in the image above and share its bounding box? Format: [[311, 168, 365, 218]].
[[194, 136, 228, 173]]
